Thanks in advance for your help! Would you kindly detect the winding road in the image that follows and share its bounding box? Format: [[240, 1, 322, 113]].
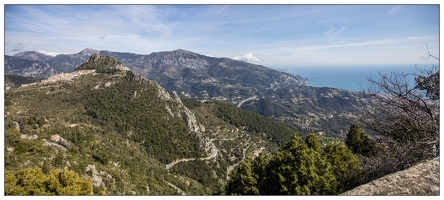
[[166, 143, 219, 171], [237, 96, 258, 108], [164, 141, 219, 195], [164, 179, 187, 195]]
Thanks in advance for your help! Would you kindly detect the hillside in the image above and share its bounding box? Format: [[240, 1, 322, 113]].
[[4, 52, 298, 195], [6, 48, 379, 137]]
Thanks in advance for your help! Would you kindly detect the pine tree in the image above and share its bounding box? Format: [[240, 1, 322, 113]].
[[267, 134, 338, 195], [323, 140, 361, 193], [345, 124, 373, 155], [225, 157, 259, 195], [305, 132, 321, 152], [5, 167, 93, 195], [252, 152, 271, 193]]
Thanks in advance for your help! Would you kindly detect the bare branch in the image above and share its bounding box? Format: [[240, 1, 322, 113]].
[[421, 43, 440, 60]]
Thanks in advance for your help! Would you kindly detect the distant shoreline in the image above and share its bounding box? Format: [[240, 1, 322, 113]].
[[276, 64, 430, 92]]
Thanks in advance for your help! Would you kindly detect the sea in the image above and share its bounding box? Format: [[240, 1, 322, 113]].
[[279, 64, 434, 92]]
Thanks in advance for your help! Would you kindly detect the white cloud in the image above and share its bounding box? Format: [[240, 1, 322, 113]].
[[324, 22, 348, 36], [233, 53, 261, 62], [12, 43, 25, 52], [37, 50, 65, 56]]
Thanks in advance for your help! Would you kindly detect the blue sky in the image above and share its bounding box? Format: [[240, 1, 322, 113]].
[[3, 3, 440, 68]]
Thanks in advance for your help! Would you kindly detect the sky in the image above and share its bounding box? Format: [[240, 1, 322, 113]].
[[2, 2, 440, 69]]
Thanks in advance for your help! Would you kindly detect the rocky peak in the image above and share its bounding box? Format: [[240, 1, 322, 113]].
[[78, 48, 99, 56], [153, 49, 201, 60], [172, 49, 196, 56], [89, 52, 106, 62], [74, 52, 129, 73]]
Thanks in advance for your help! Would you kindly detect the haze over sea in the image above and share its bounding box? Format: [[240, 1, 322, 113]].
[[281, 64, 433, 92]]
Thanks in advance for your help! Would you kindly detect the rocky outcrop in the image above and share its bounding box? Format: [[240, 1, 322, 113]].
[[84, 164, 115, 190], [74, 52, 129, 73], [20, 69, 96, 87], [156, 84, 211, 153], [342, 157, 440, 195]]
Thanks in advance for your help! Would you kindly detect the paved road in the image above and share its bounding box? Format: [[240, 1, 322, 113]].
[[237, 96, 257, 108], [166, 144, 219, 171], [164, 179, 187, 195]]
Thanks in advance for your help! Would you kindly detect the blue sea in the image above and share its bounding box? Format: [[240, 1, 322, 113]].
[[280, 64, 433, 92]]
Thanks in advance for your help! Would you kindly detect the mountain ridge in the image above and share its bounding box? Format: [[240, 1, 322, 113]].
[[5, 48, 377, 137]]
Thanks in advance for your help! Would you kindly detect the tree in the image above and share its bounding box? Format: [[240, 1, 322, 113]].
[[365, 64, 439, 156], [225, 157, 260, 195], [345, 124, 373, 155], [5, 168, 48, 195], [5, 167, 93, 195], [251, 152, 271, 193], [358, 45, 440, 185], [225, 134, 339, 195], [415, 68, 439, 101], [323, 140, 361, 193], [305, 132, 321, 152], [366, 46, 439, 148], [266, 135, 337, 195]]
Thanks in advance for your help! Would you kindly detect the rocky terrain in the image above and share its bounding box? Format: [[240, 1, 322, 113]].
[[342, 157, 440, 195]]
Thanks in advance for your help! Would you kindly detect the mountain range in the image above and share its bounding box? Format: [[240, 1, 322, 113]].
[[5, 48, 378, 137]]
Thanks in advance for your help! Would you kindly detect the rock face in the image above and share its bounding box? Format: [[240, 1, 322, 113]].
[[20, 69, 96, 88], [342, 157, 440, 195], [156, 83, 211, 153], [75, 52, 129, 72]]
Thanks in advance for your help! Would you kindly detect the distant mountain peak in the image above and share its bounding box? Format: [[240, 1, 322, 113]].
[[74, 52, 129, 73], [174, 49, 192, 54], [157, 49, 200, 58], [13, 51, 54, 62], [78, 48, 99, 56]]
